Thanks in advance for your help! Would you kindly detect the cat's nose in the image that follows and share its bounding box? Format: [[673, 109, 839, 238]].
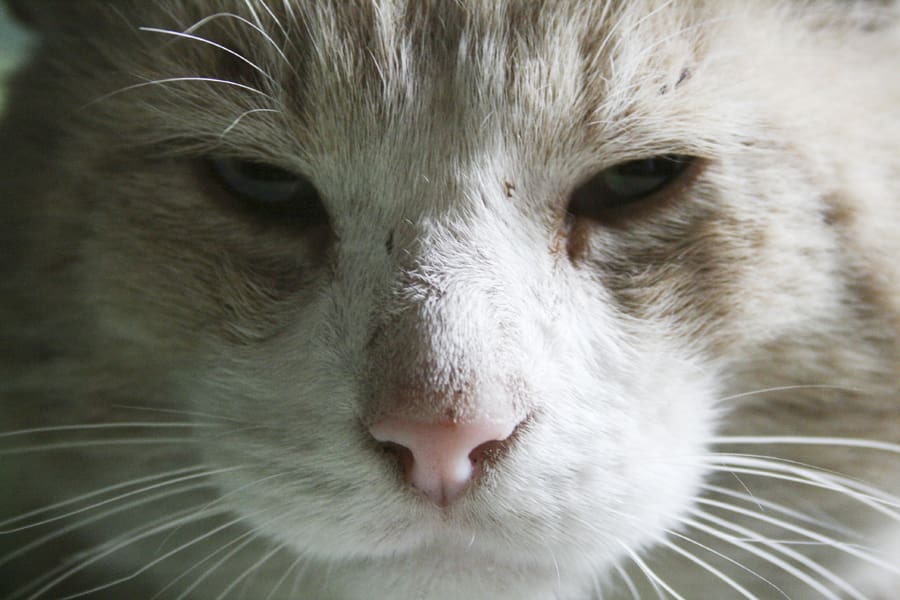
[[370, 417, 521, 507]]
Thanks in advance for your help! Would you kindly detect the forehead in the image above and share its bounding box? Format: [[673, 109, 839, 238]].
[[128, 5, 702, 121], [96, 0, 717, 211]]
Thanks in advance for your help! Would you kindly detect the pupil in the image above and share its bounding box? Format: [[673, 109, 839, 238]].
[[238, 162, 296, 182], [621, 159, 658, 176]]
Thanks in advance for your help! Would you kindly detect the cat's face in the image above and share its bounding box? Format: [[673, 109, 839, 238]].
[[2, 1, 899, 598]]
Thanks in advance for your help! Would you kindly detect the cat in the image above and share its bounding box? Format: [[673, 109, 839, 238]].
[[1, 1, 898, 598]]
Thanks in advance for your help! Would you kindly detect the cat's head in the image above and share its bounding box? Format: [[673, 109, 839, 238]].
[[4, 1, 898, 597]]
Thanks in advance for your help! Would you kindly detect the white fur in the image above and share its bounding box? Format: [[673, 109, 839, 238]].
[[1, 1, 898, 599]]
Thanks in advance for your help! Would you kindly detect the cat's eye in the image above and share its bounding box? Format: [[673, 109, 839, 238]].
[[567, 155, 696, 221], [208, 157, 329, 226]]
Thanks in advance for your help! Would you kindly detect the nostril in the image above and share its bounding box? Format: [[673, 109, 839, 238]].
[[468, 438, 507, 468], [378, 441, 414, 475]]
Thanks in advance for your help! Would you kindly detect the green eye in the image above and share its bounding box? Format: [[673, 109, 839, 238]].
[[568, 155, 695, 220], [209, 158, 329, 226]]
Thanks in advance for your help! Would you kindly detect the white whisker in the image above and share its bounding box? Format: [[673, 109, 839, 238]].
[[220, 108, 281, 138], [659, 534, 759, 599], [712, 435, 900, 455], [155, 481, 298, 600], [694, 508, 870, 600], [287, 551, 315, 600], [0, 466, 238, 534], [154, 471, 291, 553], [241, 0, 265, 30], [0, 482, 214, 570], [0, 437, 201, 456], [263, 551, 307, 600], [0, 422, 212, 438], [550, 548, 562, 592], [622, 541, 686, 600], [727, 471, 764, 513], [83, 77, 273, 111], [51, 509, 264, 600], [138, 27, 276, 83], [706, 464, 900, 523], [184, 13, 292, 68], [8, 502, 228, 600], [708, 451, 900, 505], [111, 404, 246, 423], [701, 483, 859, 538], [214, 542, 286, 600], [612, 561, 640, 600], [0, 438, 198, 456], [0, 465, 206, 530], [664, 528, 787, 599], [169, 529, 262, 600], [7, 555, 78, 600], [704, 456, 900, 516], [256, 0, 290, 41], [696, 498, 900, 576], [683, 512, 843, 600], [715, 384, 862, 403], [281, 0, 298, 25]]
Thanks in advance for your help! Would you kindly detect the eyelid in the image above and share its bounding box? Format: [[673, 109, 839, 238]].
[[567, 155, 704, 226], [209, 157, 302, 204], [204, 157, 331, 229]]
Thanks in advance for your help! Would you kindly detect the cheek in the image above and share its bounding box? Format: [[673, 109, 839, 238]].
[[579, 192, 834, 359], [592, 221, 750, 347], [82, 161, 332, 350], [528, 271, 722, 511], [477, 330, 721, 566], [555, 334, 720, 487]]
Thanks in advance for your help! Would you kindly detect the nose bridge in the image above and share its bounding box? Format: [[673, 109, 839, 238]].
[[366, 225, 521, 424]]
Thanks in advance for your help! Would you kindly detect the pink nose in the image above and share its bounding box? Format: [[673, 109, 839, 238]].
[[370, 417, 521, 507]]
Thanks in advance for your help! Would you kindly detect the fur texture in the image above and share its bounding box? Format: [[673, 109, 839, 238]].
[[1, 1, 898, 598]]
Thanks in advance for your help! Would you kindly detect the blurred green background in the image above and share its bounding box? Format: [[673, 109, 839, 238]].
[[0, 4, 32, 108]]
